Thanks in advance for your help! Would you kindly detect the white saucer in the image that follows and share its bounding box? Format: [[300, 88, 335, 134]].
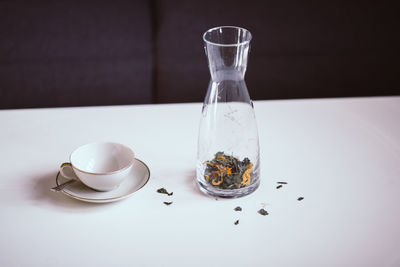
[[55, 158, 150, 203]]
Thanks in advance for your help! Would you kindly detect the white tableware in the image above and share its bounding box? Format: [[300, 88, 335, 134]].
[[55, 158, 150, 203], [60, 142, 135, 191]]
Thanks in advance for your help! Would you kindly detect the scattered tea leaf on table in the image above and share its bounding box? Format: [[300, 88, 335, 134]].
[[157, 188, 173, 196], [234, 206, 242, 211], [276, 185, 282, 189], [297, 197, 304, 201], [258, 208, 269, 216], [277, 182, 287, 184], [234, 220, 239, 225], [163, 201, 173, 205]]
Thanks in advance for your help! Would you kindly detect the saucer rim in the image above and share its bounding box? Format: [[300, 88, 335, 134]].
[[55, 158, 150, 202]]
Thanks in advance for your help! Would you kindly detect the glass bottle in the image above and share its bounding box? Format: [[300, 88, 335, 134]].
[[196, 26, 260, 198]]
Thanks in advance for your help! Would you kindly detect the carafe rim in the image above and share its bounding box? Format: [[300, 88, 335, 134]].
[[203, 26, 252, 47]]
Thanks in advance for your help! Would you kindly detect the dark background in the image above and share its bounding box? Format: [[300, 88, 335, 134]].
[[1, 0, 399, 109]]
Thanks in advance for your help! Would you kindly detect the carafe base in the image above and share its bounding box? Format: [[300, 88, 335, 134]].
[[197, 179, 260, 198]]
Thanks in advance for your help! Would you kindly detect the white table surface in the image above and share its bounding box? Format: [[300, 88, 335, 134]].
[[0, 97, 399, 267]]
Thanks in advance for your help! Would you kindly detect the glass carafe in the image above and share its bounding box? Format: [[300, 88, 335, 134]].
[[196, 26, 260, 198]]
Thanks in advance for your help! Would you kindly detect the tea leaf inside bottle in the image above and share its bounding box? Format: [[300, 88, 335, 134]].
[[203, 152, 254, 189]]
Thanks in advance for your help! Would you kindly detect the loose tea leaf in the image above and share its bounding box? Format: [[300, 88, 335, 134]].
[[234, 206, 242, 211], [258, 208, 269, 216], [277, 182, 287, 184], [276, 185, 282, 189], [163, 201, 173, 205], [157, 188, 173, 196], [234, 220, 239, 225], [297, 197, 304, 201], [203, 152, 254, 189]]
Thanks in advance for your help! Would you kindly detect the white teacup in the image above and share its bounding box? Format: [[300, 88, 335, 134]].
[[60, 142, 135, 191]]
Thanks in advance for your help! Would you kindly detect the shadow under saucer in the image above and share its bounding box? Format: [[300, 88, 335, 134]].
[[29, 171, 111, 212]]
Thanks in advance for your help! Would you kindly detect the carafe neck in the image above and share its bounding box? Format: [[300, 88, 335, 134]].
[[205, 43, 250, 82], [203, 26, 252, 83]]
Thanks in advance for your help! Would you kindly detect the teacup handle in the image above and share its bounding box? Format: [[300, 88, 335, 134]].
[[59, 163, 78, 180]]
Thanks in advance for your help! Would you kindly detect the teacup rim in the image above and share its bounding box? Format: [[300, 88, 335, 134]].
[[69, 142, 135, 175]]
